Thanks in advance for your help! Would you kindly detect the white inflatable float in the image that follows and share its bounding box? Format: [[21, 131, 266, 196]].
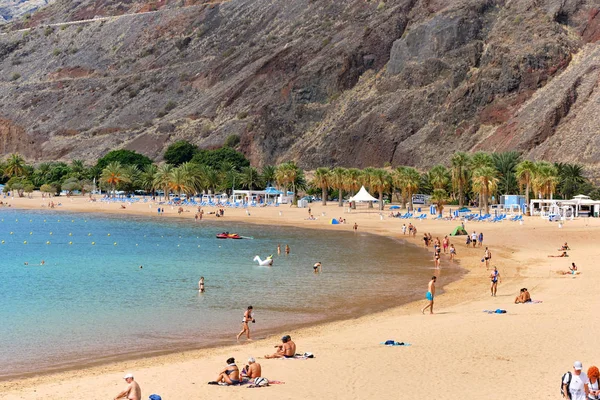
[[253, 255, 273, 266]]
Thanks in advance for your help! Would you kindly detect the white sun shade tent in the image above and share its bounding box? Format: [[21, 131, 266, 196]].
[[349, 186, 378, 202]]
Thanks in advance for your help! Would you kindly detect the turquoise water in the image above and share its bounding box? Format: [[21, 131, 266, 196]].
[[0, 209, 451, 379]]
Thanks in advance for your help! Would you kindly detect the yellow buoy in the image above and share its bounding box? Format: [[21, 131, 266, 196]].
[[107, 233, 111, 236], [1, 240, 4, 244], [69, 241, 73, 245], [177, 244, 180, 247], [88, 233, 92, 236], [136, 244, 138, 246], [49, 232, 53, 235], [57, 220, 60, 222], [29, 220, 32, 222], [46, 241, 50, 245], [113, 242, 117, 245], [69, 233, 72, 236], [23, 241, 27, 244], [29, 232, 32, 235], [71, 220, 74, 223], [43, 219, 46, 222], [15, 219, 18, 222], [92, 242, 95, 245], [10, 232, 13, 235]]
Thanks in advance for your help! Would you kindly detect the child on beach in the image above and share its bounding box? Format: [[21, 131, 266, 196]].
[[449, 244, 456, 261]]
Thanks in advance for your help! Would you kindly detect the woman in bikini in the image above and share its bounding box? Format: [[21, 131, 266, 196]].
[[236, 306, 255, 341], [211, 357, 240, 385], [449, 244, 456, 261]]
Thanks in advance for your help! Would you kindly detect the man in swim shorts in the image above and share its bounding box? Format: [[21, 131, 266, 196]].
[[114, 373, 141, 400], [313, 262, 321, 273], [421, 276, 436, 314], [265, 335, 296, 358], [489, 267, 500, 296]]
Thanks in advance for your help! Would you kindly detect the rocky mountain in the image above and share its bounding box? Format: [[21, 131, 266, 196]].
[[0, 0, 600, 173], [0, 0, 53, 24]]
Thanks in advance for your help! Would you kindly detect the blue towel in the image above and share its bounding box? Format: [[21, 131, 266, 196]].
[[483, 309, 507, 314]]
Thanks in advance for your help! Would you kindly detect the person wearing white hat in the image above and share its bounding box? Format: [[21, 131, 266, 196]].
[[563, 361, 589, 400], [114, 373, 141, 400]]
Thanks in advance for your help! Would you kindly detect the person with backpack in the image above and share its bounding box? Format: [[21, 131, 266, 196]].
[[563, 361, 589, 400]]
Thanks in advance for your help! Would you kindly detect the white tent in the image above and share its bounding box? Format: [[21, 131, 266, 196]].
[[349, 186, 378, 202]]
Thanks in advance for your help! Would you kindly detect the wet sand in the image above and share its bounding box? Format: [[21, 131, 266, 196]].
[[2, 195, 600, 399]]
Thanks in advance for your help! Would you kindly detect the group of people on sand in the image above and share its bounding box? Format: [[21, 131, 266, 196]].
[[466, 231, 483, 247], [401, 223, 418, 237], [562, 361, 600, 400]]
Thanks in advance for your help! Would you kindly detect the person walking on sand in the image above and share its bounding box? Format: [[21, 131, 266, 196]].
[[421, 276, 436, 314], [449, 244, 456, 261], [114, 373, 141, 400], [237, 306, 255, 341], [489, 267, 500, 296], [402, 224, 407, 235], [471, 231, 477, 247], [478, 231, 484, 247], [563, 361, 589, 400], [199, 276, 205, 293], [484, 247, 492, 269]]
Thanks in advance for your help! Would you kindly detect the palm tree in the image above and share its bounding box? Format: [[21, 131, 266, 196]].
[[451, 152, 470, 207], [556, 163, 586, 199], [472, 166, 498, 214], [533, 162, 559, 199], [470, 152, 494, 206], [344, 168, 362, 209], [428, 165, 450, 191], [329, 167, 346, 207], [394, 167, 420, 210], [101, 161, 130, 197], [153, 164, 173, 200], [139, 164, 158, 196], [239, 166, 261, 191], [311, 167, 330, 206], [516, 160, 536, 210], [4, 153, 26, 178], [70, 159, 87, 180], [362, 167, 377, 208], [200, 165, 221, 194], [261, 165, 277, 188], [276, 162, 303, 205], [492, 151, 520, 195], [370, 168, 390, 210], [430, 189, 447, 216], [169, 166, 194, 196]]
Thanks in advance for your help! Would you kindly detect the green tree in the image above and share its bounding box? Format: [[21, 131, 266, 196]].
[[533, 162, 558, 199], [344, 168, 363, 209], [139, 164, 158, 196], [370, 168, 391, 210], [431, 189, 447, 216], [555, 163, 586, 199], [492, 151, 520, 195], [451, 152, 470, 207], [101, 162, 130, 197], [276, 161, 304, 205], [169, 165, 195, 196], [163, 140, 198, 166], [261, 165, 276, 187], [329, 167, 347, 207], [239, 166, 261, 190], [153, 164, 173, 200], [394, 167, 420, 211], [96, 149, 152, 171], [516, 160, 536, 210], [428, 165, 450, 191], [4, 153, 27, 178], [472, 166, 498, 214], [311, 167, 330, 206], [191, 147, 249, 171], [40, 184, 55, 197]]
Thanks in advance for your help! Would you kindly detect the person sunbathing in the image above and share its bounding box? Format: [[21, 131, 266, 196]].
[[209, 357, 240, 385], [558, 263, 580, 275], [558, 242, 570, 251], [514, 288, 531, 304], [265, 335, 296, 359], [548, 251, 568, 257]]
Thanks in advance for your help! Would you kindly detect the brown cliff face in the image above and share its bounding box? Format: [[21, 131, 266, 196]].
[[0, 0, 600, 172]]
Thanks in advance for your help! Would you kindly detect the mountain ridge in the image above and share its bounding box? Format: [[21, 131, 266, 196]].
[[0, 0, 600, 174]]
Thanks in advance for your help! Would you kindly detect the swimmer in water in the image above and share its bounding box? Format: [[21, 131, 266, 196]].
[[199, 276, 205, 292], [285, 244, 290, 254], [24, 262, 28, 265], [40, 260, 45, 265], [139, 265, 143, 269], [277, 244, 281, 255], [313, 262, 321, 273]]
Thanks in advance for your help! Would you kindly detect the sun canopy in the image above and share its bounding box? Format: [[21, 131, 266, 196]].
[[450, 226, 468, 236], [349, 186, 378, 202], [330, 218, 340, 224]]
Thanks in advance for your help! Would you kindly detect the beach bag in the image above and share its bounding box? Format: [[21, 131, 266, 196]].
[[149, 395, 162, 400], [561, 371, 572, 399], [254, 377, 269, 387], [303, 352, 314, 358]]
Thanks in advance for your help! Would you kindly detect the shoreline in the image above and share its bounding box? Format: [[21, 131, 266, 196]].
[[0, 199, 464, 382], [4, 195, 599, 398]]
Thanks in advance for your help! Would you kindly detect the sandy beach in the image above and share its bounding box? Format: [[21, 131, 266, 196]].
[[2, 195, 600, 399]]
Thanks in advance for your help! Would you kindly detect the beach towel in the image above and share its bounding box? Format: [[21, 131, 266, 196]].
[[483, 309, 507, 314], [381, 340, 411, 346], [247, 379, 285, 388], [522, 300, 543, 304]]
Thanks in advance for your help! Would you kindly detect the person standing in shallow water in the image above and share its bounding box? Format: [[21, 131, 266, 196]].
[[421, 276, 436, 315], [285, 244, 290, 254], [199, 276, 204, 293]]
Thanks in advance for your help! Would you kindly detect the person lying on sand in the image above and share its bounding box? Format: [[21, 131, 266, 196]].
[[548, 251, 568, 257], [265, 335, 296, 359], [515, 288, 531, 304]]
